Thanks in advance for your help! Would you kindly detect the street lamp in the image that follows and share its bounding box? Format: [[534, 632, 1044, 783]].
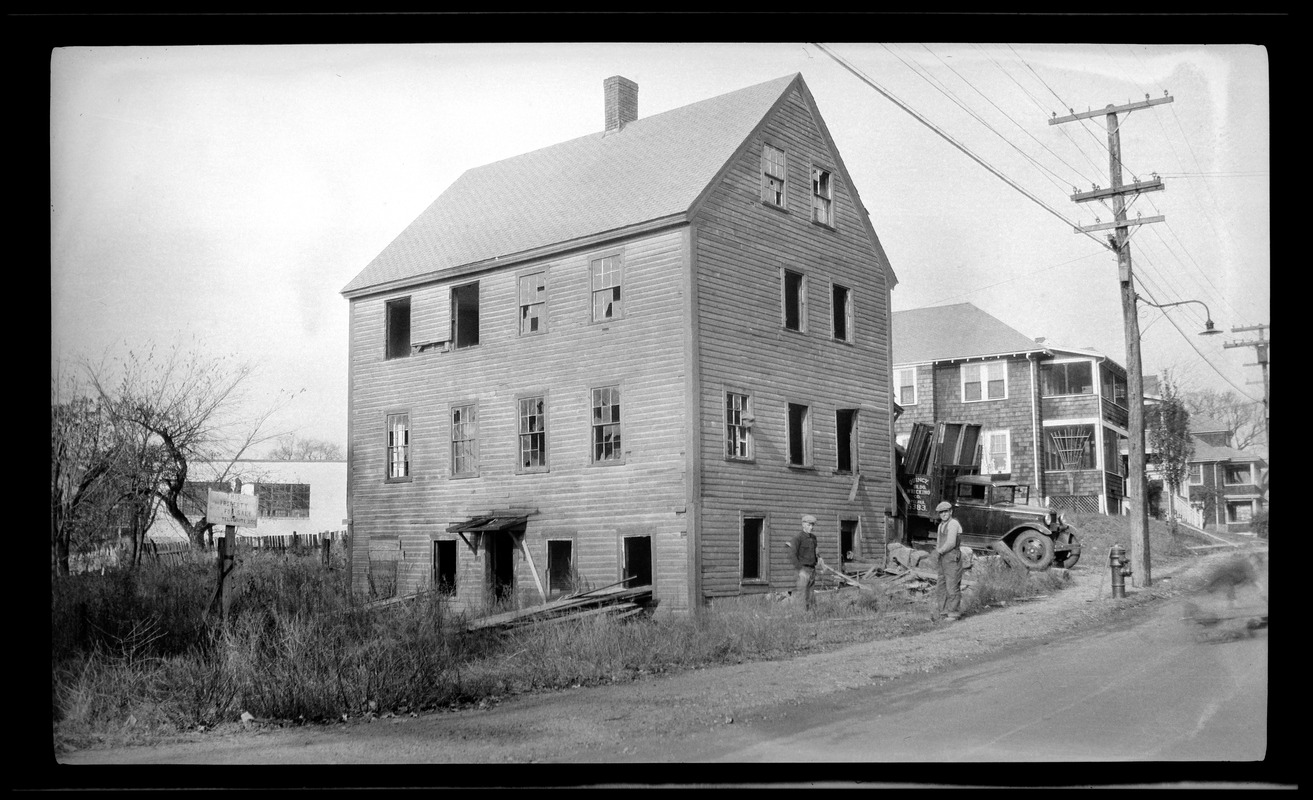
[[1136, 296, 1223, 336], [1125, 294, 1222, 590]]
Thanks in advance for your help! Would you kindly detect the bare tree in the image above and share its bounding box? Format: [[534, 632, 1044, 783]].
[[51, 371, 119, 576], [86, 341, 296, 549], [1182, 388, 1265, 451], [268, 434, 344, 461], [1147, 371, 1194, 536]]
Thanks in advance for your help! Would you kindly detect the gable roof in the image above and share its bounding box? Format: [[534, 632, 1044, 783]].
[[892, 303, 1046, 365], [1190, 435, 1266, 467], [344, 74, 831, 297]]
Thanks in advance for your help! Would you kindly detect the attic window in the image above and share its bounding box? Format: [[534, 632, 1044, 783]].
[[761, 144, 786, 208], [812, 168, 834, 226], [385, 297, 411, 360]]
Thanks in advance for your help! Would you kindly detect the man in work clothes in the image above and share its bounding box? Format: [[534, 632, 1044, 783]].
[[933, 500, 963, 621], [788, 514, 820, 611]]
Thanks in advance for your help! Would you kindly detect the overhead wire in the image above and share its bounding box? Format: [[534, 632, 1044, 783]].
[[811, 42, 1110, 252]]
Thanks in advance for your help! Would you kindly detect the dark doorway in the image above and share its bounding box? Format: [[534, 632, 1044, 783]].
[[433, 539, 457, 596], [841, 519, 859, 565], [623, 535, 652, 588], [486, 530, 516, 603]]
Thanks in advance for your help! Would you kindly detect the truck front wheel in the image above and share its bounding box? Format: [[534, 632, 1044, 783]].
[[1011, 530, 1055, 570], [1055, 532, 1081, 569]]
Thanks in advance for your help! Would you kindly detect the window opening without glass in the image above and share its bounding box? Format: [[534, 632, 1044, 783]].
[[742, 517, 765, 581], [836, 409, 858, 473], [812, 167, 833, 225], [547, 540, 573, 597], [451, 282, 480, 348], [783, 270, 806, 332], [762, 144, 786, 207], [788, 403, 811, 466], [832, 284, 851, 341], [385, 297, 411, 359]]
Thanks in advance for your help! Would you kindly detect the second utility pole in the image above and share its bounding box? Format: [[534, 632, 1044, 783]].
[[1052, 93, 1173, 588]]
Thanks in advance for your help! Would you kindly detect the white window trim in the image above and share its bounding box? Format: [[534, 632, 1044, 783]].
[[982, 429, 1012, 475], [961, 360, 1009, 403], [761, 143, 787, 209], [449, 401, 479, 479], [589, 251, 624, 324], [589, 384, 624, 466], [1225, 499, 1256, 523], [1041, 358, 1097, 398], [1186, 464, 1203, 485], [895, 366, 918, 406]]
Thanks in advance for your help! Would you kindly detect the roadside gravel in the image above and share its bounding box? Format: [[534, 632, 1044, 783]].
[[56, 549, 1252, 767]]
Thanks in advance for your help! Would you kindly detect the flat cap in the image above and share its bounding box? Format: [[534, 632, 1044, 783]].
[[935, 501, 954, 512], [801, 514, 817, 524]]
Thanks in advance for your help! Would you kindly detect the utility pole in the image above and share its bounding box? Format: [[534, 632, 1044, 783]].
[[1052, 93, 1173, 588], [1224, 324, 1270, 450]]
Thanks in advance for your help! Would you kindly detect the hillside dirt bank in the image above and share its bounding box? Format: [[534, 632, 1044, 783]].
[[56, 547, 1264, 768]]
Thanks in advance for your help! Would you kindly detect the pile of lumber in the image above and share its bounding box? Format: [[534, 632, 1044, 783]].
[[877, 562, 976, 597], [465, 581, 653, 632]]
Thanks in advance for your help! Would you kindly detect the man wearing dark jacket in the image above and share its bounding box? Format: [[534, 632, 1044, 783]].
[[788, 514, 819, 611]]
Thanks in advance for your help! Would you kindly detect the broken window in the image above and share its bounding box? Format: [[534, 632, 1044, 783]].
[[788, 403, 812, 467], [451, 282, 480, 348], [256, 483, 311, 518], [812, 167, 833, 226], [832, 283, 852, 342], [836, 408, 858, 473], [981, 430, 1010, 475], [591, 386, 622, 463], [518, 396, 547, 471], [741, 516, 766, 581], [547, 539, 573, 597], [962, 361, 1007, 401], [895, 367, 917, 406], [385, 297, 411, 359], [433, 539, 456, 596], [761, 144, 787, 207], [1041, 361, 1094, 396], [451, 404, 478, 477], [1045, 424, 1095, 470], [725, 392, 753, 460], [591, 254, 622, 322], [386, 413, 410, 480], [782, 269, 806, 332], [518, 271, 546, 335]]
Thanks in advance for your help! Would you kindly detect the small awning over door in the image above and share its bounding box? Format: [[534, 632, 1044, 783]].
[[447, 514, 529, 552]]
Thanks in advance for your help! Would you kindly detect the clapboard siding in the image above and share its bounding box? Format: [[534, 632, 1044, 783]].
[[692, 85, 894, 597], [348, 226, 695, 612]]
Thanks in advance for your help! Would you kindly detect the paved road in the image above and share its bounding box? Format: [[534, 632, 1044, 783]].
[[630, 591, 1269, 763]]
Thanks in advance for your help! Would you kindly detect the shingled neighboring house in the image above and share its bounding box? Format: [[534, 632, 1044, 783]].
[[893, 302, 1131, 515], [340, 74, 897, 614], [1185, 416, 1268, 534]]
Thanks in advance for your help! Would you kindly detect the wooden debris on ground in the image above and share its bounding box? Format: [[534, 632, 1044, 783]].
[[465, 580, 654, 632]]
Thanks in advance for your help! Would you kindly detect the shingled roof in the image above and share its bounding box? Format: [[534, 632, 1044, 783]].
[[343, 74, 806, 296], [892, 303, 1048, 364]]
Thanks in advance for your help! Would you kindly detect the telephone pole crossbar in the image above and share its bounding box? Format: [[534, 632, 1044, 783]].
[[1224, 325, 1270, 450], [1052, 94, 1173, 589]]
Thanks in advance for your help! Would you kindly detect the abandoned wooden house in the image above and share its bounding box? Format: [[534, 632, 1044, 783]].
[[893, 303, 1132, 515], [340, 73, 898, 614]]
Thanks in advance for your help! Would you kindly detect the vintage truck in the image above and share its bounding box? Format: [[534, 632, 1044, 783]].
[[901, 422, 1081, 570]]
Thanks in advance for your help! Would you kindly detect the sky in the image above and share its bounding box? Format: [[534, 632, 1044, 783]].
[[50, 41, 1271, 454]]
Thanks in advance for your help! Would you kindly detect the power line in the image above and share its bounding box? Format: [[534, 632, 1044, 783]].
[[813, 43, 1108, 251]]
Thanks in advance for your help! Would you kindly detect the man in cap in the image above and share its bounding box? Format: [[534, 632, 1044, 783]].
[[933, 501, 963, 621], [788, 514, 820, 611]]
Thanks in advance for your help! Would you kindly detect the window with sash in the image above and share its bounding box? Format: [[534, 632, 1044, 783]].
[[761, 144, 787, 207], [591, 386, 622, 463], [387, 413, 410, 480]]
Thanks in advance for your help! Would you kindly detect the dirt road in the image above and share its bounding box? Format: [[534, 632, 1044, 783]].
[[55, 548, 1268, 775]]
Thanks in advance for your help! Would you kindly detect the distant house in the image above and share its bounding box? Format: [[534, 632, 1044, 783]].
[[893, 303, 1130, 515], [1185, 417, 1267, 534], [147, 460, 348, 544], [340, 74, 898, 613]]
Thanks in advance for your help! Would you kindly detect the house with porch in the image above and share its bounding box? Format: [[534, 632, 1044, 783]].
[[340, 74, 897, 614], [1185, 416, 1268, 534], [892, 302, 1130, 515]]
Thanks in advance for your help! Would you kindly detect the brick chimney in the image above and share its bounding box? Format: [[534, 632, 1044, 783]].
[[604, 76, 638, 133]]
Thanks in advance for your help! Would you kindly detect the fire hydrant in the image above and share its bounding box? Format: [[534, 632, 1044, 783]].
[[1109, 543, 1133, 598]]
